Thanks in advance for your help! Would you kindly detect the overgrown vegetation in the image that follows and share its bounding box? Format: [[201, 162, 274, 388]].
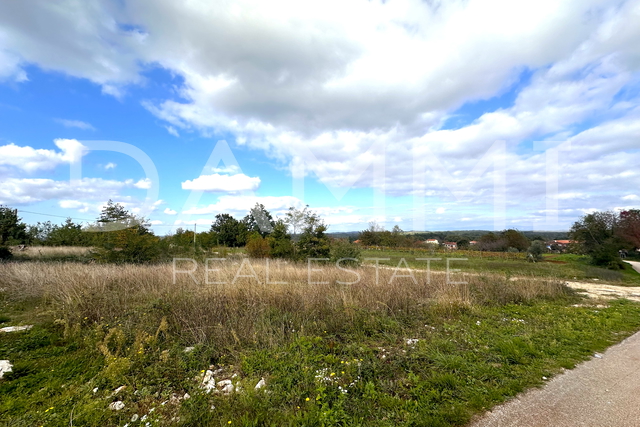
[[569, 209, 640, 269], [1, 260, 640, 426]]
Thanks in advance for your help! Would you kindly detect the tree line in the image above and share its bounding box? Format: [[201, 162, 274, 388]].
[[0, 202, 360, 264], [1, 204, 638, 268]]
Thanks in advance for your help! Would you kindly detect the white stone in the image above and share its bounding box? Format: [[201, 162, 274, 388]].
[[184, 346, 195, 353], [113, 385, 126, 394], [201, 370, 216, 392], [92, 387, 99, 393], [109, 401, 125, 411], [255, 378, 266, 390], [131, 414, 139, 422], [183, 392, 191, 400], [221, 383, 234, 394], [0, 360, 13, 379], [0, 325, 33, 333]]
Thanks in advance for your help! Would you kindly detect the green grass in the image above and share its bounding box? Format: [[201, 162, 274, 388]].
[[3, 296, 640, 426], [361, 249, 640, 286]]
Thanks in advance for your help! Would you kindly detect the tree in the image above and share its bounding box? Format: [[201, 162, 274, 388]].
[[267, 219, 294, 259], [47, 218, 89, 246], [358, 221, 384, 246], [27, 221, 55, 244], [0, 206, 27, 246], [502, 229, 530, 252], [618, 209, 640, 249], [90, 201, 159, 263], [211, 214, 247, 247], [570, 211, 623, 269], [296, 212, 330, 260], [285, 205, 310, 240], [243, 203, 275, 238]]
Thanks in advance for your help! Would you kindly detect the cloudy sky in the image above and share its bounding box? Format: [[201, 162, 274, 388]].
[[1, 0, 639, 233]]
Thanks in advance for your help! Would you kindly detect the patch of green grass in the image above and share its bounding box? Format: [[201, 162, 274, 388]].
[[2, 297, 640, 426], [361, 249, 640, 286]]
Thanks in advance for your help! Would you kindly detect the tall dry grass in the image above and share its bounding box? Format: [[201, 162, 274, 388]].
[[0, 259, 570, 348], [10, 245, 93, 259]]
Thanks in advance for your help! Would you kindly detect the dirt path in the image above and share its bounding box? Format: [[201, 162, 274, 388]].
[[469, 330, 640, 427], [563, 281, 640, 302]]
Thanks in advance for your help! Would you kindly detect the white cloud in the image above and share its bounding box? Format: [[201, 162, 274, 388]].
[[0, 177, 151, 205], [182, 195, 303, 215], [150, 220, 163, 225], [2, 0, 640, 229], [56, 119, 96, 130], [210, 165, 241, 174], [0, 139, 85, 172], [165, 125, 179, 137], [174, 218, 215, 226], [436, 207, 446, 214], [104, 162, 117, 170], [622, 195, 640, 201], [164, 208, 177, 215], [181, 173, 260, 193], [134, 178, 152, 189]]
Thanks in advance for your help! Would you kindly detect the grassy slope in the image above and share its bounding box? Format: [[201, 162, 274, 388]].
[[361, 250, 640, 286], [3, 285, 640, 425]]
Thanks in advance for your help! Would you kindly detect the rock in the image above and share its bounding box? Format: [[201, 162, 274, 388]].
[[184, 346, 195, 353], [255, 377, 266, 390], [183, 392, 190, 400], [0, 325, 33, 333], [221, 383, 234, 394], [594, 353, 603, 359], [109, 401, 125, 411], [92, 387, 99, 393], [0, 360, 13, 379], [113, 385, 126, 395], [217, 379, 233, 387], [406, 338, 419, 347], [201, 370, 216, 393]]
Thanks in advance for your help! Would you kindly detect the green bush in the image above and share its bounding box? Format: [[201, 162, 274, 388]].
[[527, 241, 545, 262], [330, 239, 361, 266]]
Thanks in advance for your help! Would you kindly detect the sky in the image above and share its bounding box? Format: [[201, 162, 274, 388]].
[[1, 0, 639, 234]]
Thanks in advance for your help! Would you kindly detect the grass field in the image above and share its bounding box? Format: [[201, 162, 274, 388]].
[[2, 259, 640, 426], [361, 249, 640, 286]]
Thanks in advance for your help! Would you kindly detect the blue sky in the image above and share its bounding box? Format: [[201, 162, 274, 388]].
[[1, 0, 639, 234]]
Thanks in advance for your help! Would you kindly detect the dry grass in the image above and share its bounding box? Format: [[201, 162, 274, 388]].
[[0, 259, 570, 348], [10, 245, 93, 259]]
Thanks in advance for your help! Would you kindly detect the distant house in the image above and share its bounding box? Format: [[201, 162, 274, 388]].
[[443, 241, 458, 250], [424, 239, 439, 245], [469, 241, 478, 245], [546, 239, 577, 252], [353, 240, 361, 244], [550, 240, 576, 248]]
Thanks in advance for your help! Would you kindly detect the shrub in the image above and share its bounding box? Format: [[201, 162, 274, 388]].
[[330, 239, 361, 266], [267, 220, 294, 259], [527, 241, 545, 262], [246, 233, 271, 258]]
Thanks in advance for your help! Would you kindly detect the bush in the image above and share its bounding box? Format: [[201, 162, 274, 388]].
[[330, 240, 361, 266], [92, 229, 163, 264], [246, 233, 271, 258], [527, 241, 545, 262], [0, 246, 12, 260]]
